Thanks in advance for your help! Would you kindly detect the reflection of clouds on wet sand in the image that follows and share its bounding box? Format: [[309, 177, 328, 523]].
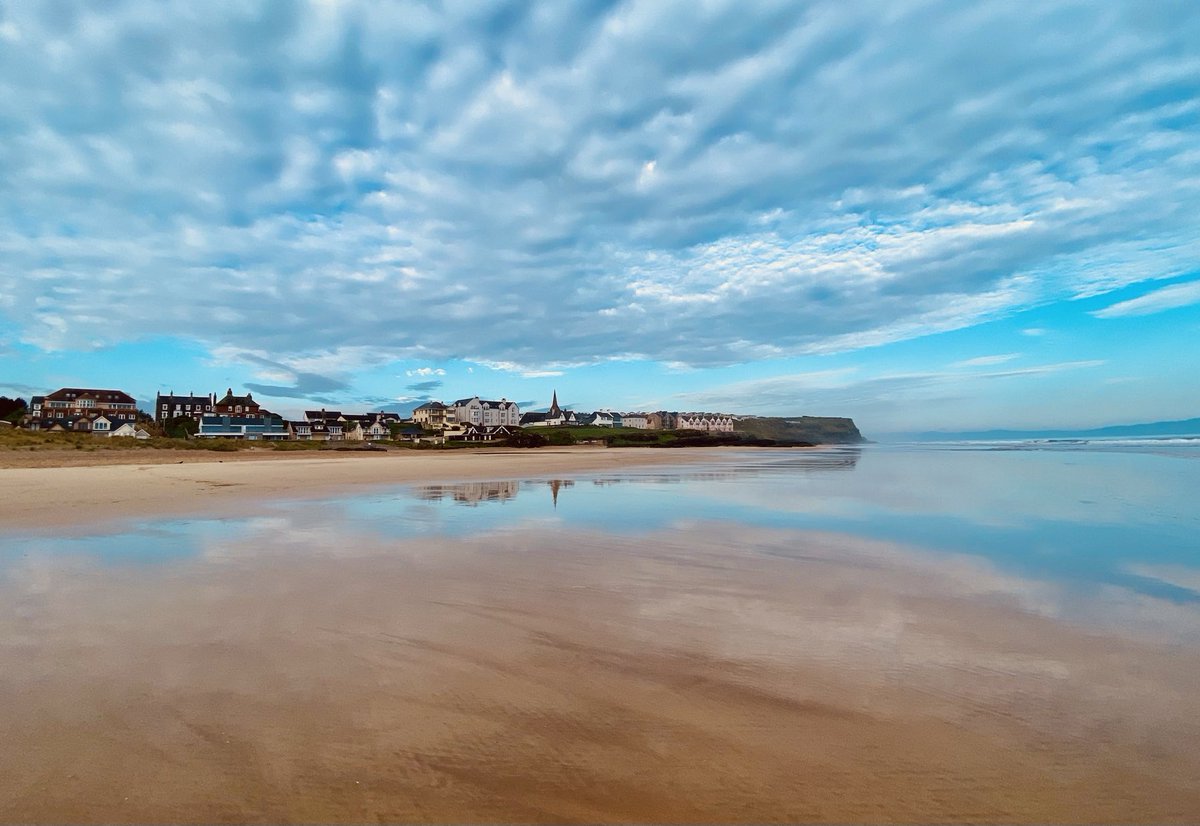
[[1, 519, 1199, 822], [1123, 563, 1200, 597], [688, 447, 1191, 528]]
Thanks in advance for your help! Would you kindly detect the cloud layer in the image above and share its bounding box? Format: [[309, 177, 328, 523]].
[[1, 1, 1197, 367]]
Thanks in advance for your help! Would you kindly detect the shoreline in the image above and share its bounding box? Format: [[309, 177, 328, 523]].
[[0, 446, 722, 532]]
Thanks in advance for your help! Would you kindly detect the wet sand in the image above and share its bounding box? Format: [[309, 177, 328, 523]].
[[0, 447, 709, 531], [1, 516, 1198, 823]]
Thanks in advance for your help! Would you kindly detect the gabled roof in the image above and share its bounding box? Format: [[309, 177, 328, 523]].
[[413, 401, 446, 411], [215, 388, 259, 407]]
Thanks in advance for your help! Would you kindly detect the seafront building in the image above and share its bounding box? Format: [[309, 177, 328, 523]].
[[26, 387, 140, 432], [449, 396, 521, 427], [412, 401, 450, 428], [673, 412, 735, 432], [155, 392, 216, 424], [19, 383, 739, 442], [196, 415, 288, 440]]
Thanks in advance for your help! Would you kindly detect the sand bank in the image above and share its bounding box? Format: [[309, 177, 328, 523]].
[[0, 447, 712, 531]]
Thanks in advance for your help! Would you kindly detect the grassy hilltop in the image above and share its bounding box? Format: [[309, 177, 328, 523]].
[[733, 416, 866, 444]]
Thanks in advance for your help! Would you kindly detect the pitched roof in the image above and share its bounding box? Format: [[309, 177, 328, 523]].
[[157, 392, 212, 405], [215, 388, 258, 407], [45, 387, 137, 404]]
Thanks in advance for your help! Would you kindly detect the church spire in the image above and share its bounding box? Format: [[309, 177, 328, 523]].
[[548, 389, 562, 418]]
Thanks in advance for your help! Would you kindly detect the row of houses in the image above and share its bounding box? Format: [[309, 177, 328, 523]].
[[510, 391, 734, 432], [22, 386, 735, 441]]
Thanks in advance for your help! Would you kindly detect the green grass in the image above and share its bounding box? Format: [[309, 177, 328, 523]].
[[0, 428, 257, 452]]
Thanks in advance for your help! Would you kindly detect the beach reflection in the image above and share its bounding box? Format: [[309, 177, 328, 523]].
[[2, 445, 1200, 822]]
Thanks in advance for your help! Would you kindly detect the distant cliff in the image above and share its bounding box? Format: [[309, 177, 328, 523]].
[[733, 416, 866, 445]]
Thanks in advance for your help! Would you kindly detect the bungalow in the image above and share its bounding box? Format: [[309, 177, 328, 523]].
[[288, 420, 313, 440], [585, 410, 622, 428], [446, 423, 516, 442], [109, 422, 151, 439]]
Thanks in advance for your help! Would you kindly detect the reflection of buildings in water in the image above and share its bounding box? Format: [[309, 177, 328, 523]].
[[414, 480, 520, 506], [412, 450, 862, 508], [546, 478, 574, 508], [586, 449, 864, 487]]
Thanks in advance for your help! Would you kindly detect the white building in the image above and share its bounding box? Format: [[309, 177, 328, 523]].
[[621, 413, 649, 429], [449, 396, 521, 427], [675, 413, 735, 432]]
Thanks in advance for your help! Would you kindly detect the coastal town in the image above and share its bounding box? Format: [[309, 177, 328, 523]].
[[5, 385, 737, 444]]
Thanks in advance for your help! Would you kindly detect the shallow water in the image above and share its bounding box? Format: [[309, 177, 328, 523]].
[[2, 445, 1199, 822]]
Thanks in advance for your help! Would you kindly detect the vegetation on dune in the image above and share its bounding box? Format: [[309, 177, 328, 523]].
[[162, 415, 199, 439], [0, 428, 253, 452], [0, 414, 865, 455], [0, 396, 27, 424]]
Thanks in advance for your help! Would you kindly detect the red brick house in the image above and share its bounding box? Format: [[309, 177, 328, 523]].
[[27, 387, 140, 431]]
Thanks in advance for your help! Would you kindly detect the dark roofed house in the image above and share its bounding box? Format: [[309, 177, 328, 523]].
[[156, 391, 216, 424], [29, 387, 139, 431], [521, 390, 579, 428], [213, 388, 261, 417]]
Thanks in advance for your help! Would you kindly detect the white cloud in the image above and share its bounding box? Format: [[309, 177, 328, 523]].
[[1092, 280, 1200, 319], [405, 367, 446, 377], [0, 1, 1196, 368], [952, 353, 1021, 368]]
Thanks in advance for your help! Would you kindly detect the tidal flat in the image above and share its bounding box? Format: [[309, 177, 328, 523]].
[[1, 445, 1198, 822]]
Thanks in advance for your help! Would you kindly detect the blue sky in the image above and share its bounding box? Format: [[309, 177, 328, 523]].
[[1, 0, 1198, 435]]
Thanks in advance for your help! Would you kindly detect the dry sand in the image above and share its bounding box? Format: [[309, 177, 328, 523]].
[[1, 452, 1199, 823], [0, 446, 707, 531]]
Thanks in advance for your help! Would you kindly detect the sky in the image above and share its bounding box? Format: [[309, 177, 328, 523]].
[[1, 0, 1198, 436]]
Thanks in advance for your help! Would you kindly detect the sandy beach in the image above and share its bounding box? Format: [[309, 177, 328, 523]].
[[0, 446, 708, 531], [2, 448, 1199, 823]]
